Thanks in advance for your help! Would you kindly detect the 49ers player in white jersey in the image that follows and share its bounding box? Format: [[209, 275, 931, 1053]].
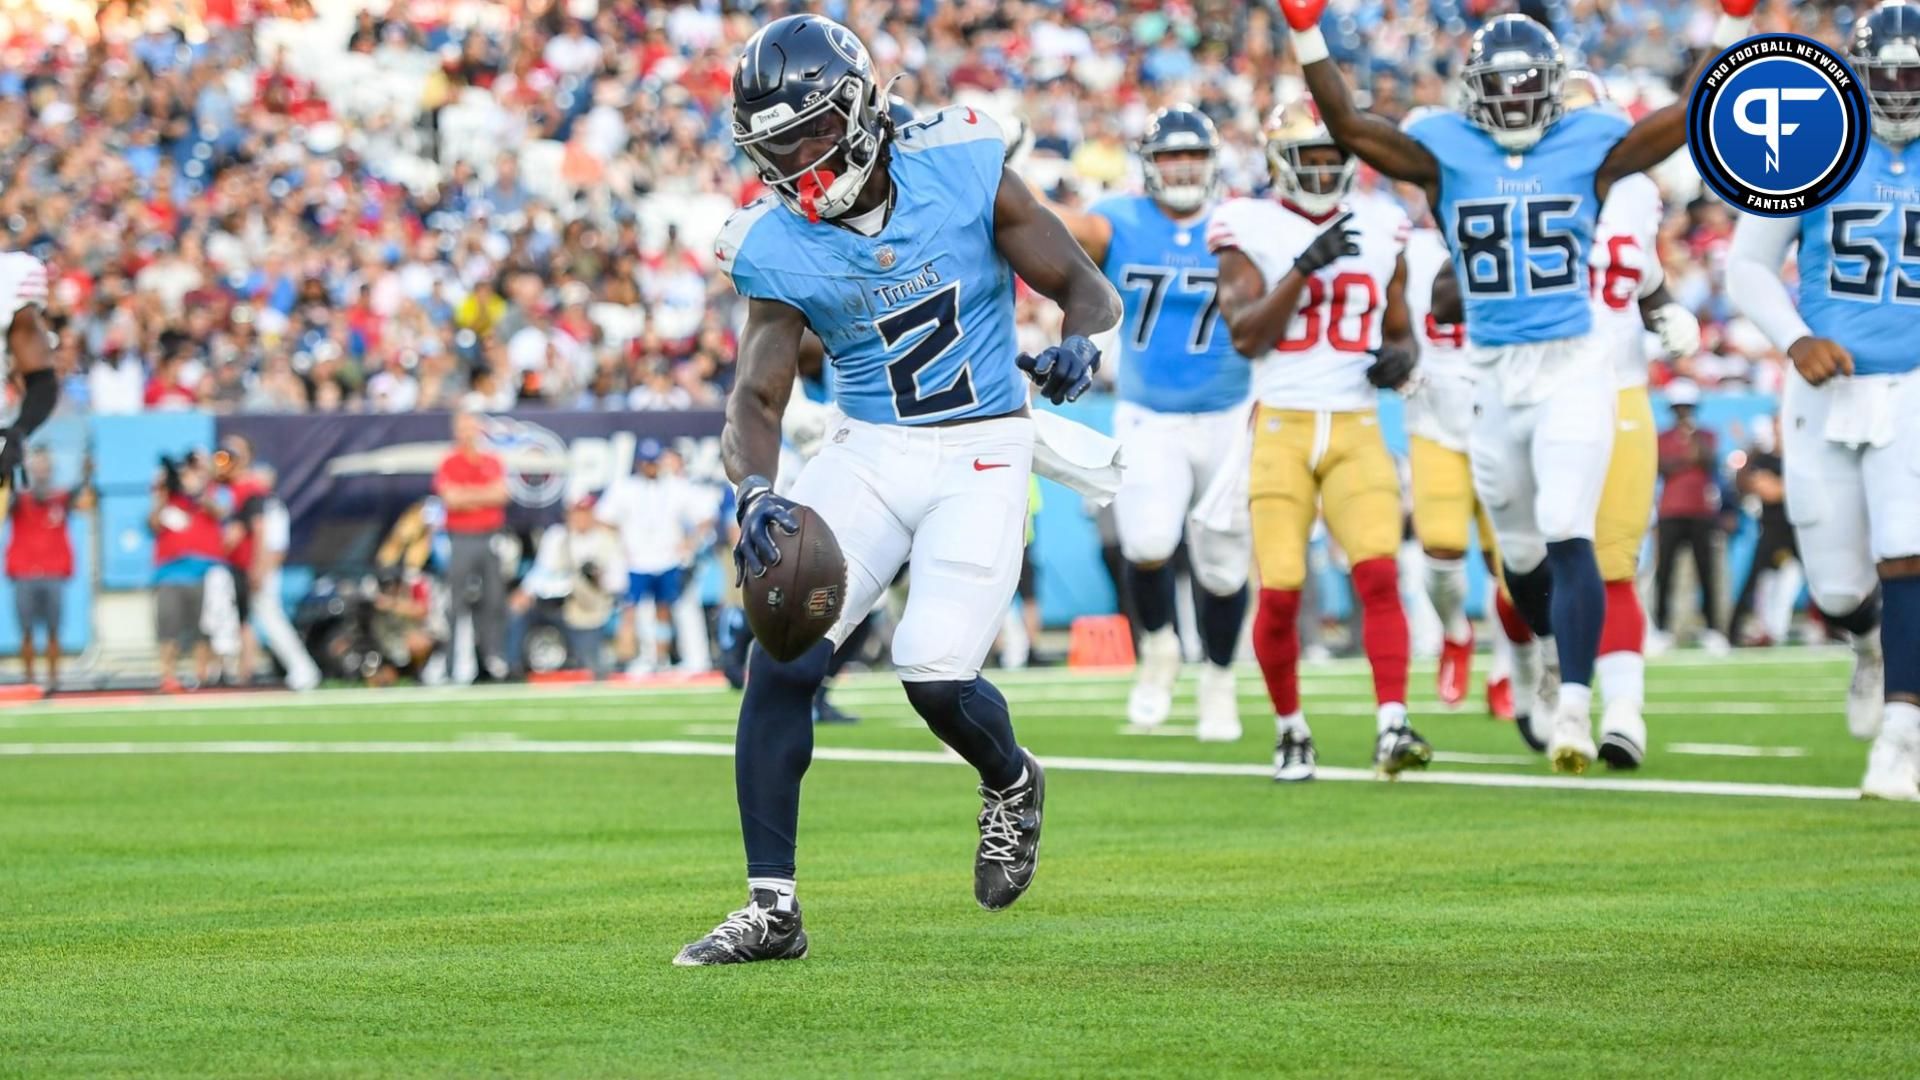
[[0, 251, 58, 501], [1208, 102, 1430, 782], [1403, 217, 1526, 720]]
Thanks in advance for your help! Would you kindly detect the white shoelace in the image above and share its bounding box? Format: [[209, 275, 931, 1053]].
[[712, 902, 774, 944], [977, 786, 1028, 864]]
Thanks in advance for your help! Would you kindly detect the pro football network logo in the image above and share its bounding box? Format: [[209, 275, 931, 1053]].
[[1687, 33, 1869, 217]]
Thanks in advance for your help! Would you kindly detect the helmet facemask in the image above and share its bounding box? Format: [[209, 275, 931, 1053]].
[[736, 70, 885, 223], [1268, 138, 1355, 216], [1462, 53, 1566, 151], [1858, 40, 1920, 145], [1143, 149, 1218, 213]]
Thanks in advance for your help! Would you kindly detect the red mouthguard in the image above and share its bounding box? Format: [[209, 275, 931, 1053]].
[[796, 170, 836, 224]]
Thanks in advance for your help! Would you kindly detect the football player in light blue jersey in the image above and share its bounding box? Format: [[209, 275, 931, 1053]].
[[677, 14, 1121, 966], [1047, 106, 1252, 744], [1728, 1, 1920, 802], [1278, 0, 1754, 775]]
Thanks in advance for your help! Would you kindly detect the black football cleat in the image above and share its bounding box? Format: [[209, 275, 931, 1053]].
[[1514, 710, 1549, 753], [975, 749, 1044, 911], [1273, 730, 1316, 782], [672, 889, 808, 966], [1373, 724, 1434, 778], [812, 686, 859, 725]]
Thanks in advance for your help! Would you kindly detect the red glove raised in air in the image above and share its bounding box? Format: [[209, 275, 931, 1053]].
[[1278, 0, 1328, 33], [1720, 0, 1757, 17]]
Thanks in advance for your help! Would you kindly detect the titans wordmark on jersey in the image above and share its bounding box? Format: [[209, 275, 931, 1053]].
[[1090, 195, 1247, 414], [1792, 138, 1920, 376], [1403, 107, 1631, 347], [716, 106, 1024, 425]]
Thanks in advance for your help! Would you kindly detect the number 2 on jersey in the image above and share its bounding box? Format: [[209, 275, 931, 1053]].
[[878, 283, 976, 420], [1118, 266, 1223, 352]]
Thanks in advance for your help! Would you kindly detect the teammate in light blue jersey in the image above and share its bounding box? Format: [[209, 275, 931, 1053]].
[[721, 109, 1026, 425], [1280, 0, 1752, 775], [1402, 106, 1628, 346], [680, 14, 1120, 966], [1049, 106, 1251, 744], [1728, 0, 1920, 802]]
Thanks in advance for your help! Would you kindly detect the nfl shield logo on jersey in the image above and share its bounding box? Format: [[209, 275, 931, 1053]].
[[875, 244, 897, 269], [1686, 33, 1870, 216]]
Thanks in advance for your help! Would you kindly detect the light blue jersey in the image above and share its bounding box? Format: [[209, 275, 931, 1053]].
[[1090, 194, 1246, 413], [716, 106, 1023, 425], [1403, 108, 1631, 347], [1794, 139, 1920, 376]]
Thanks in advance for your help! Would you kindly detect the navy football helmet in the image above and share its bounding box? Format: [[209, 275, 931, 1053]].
[[1853, 2, 1920, 145], [1460, 15, 1567, 151], [1137, 106, 1220, 213], [732, 14, 887, 222]]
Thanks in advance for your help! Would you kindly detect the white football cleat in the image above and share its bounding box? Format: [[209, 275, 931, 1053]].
[[1699, 629, 1731, 657], [1546, 709, 1597, 775], [1510, 640, 1542, 722], [1847, 629, 1885, 741], [1536, 638, 1562, 719], [1195, 664, 1242, 742], [1127, 626, 1180, 728], [1644, 629, 1673, 658], [1597, 699, 1647, 770], [1860, 707, 1920, 802]]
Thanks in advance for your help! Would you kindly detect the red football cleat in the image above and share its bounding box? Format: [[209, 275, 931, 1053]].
[[1486, 676, 1515, 722], [1437, 632, 1473, 708]]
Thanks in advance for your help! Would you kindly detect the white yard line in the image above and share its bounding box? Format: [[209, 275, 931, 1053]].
[[0, 693, 1840, 734], [1667, 743, 1810, 758], [0, 650, 1851, 718], [1430, 751, 1542, 765], [0, 738, 1862, 802]]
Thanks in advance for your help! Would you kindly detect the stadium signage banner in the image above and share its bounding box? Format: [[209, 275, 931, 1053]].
[[216, 409, 725, 559]]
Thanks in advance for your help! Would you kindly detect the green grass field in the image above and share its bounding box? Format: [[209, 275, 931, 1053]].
[[2, 649, 1917, 1078]]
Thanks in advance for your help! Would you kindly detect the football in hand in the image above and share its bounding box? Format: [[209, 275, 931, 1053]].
[[742, 504, 847, 663]]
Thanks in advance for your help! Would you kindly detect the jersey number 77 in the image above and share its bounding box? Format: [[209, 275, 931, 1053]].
[[1118, 265, 1223, 351]]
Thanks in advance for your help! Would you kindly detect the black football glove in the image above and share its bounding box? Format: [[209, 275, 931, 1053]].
[[0, 427, 24, 491], [1017, 334, 1102, 405], [733, 475, 800, 584], [1292, 210, 1359, 278], [1365, 344, 1417, 390]]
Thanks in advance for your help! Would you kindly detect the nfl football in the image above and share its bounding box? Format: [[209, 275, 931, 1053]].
[[743, 504, 847, 662]]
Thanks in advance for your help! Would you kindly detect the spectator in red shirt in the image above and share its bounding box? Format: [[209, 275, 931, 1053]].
[[144, 350, 201, 411], [433, 411, 510, 680], [1653, 380, 1729, 654], [7, 449, 91, 687], [150, 452, 227, 691]]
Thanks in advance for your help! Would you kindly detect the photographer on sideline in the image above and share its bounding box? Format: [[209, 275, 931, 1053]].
[[7, 448, 91, 687], [149, 452, 224, 692], [507, 493, 624, 678]]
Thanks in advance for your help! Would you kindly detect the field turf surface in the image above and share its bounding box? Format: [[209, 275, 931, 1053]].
[[2, 648, 1916, 1078]]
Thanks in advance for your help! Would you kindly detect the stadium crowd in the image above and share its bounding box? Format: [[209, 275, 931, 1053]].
[[0, 0, 1834, 687], [0, 0, 1846, 423]]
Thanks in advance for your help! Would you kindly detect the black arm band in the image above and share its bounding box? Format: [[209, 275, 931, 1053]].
[[13, 368, 56, 436]]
